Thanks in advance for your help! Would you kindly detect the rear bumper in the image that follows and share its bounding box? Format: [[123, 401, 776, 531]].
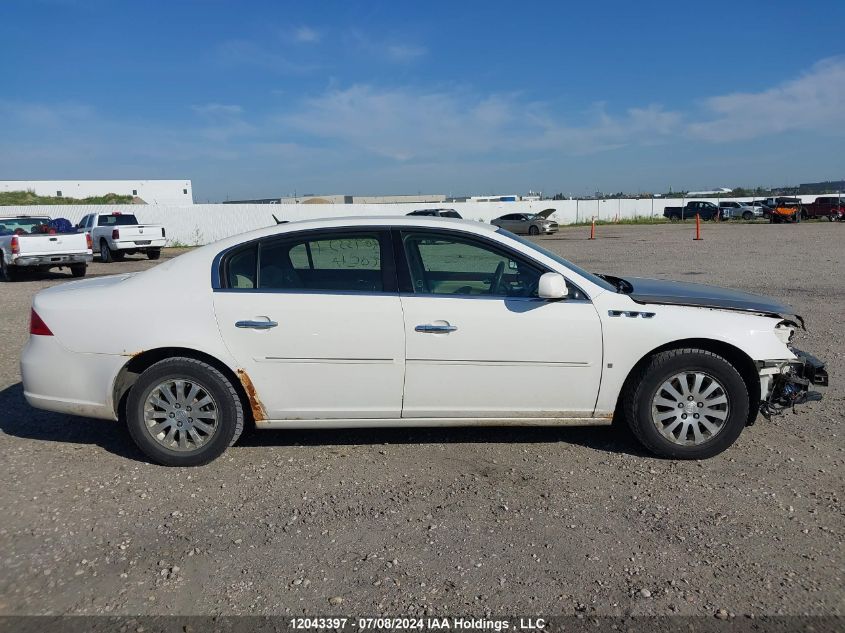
[[113, 238, 165, 251], [13, 253, 92, 267], [21, 335, 125, 420]]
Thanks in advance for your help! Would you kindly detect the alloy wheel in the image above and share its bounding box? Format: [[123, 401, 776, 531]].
[[143, 379, 219, 452], [650, 371, 729, 446]]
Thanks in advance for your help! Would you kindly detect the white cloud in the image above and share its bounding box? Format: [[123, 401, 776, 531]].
[[192, 103, 243, 116], [216, 39, 316, 73], [385, 44, 427, 63], [292, 26, 320, 43], [687, 56, 845, 141]]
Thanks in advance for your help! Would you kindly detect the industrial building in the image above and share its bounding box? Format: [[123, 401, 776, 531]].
[[0, 180, 193, 205], [224, 193, 446, 205]]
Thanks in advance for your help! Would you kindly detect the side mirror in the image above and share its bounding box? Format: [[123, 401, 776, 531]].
[[538, 272, 568, 300]]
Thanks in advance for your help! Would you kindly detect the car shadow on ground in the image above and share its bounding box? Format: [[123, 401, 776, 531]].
[[0, 382, 147, 462], [0, 382, 651, 463]]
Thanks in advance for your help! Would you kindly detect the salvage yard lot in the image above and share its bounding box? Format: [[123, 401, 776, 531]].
[[0, 223, 842, 616]]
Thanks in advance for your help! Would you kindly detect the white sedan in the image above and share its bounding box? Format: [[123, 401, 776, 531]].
[[21, 217, 827, 466]]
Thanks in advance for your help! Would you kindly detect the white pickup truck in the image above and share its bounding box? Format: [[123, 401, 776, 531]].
[[77, 212, 166, 263], [0, 216, 93, 282]]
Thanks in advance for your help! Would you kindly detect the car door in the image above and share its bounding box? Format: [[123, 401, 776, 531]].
[[396, 228, 603, 418], [212, 228, 406, 420]]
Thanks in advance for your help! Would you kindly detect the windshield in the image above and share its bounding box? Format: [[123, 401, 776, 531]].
[[0, 217, 50, 234], [497, 228, 616, 292], [98, 214, 139, 226]]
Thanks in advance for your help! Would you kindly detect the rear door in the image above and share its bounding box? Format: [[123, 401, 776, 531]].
[[396, 228, 603, 418], [212, 228, 406, 420]]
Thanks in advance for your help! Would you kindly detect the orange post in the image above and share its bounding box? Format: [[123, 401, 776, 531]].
[[693, 213, 702, 240], [589, 217, 596, 240]]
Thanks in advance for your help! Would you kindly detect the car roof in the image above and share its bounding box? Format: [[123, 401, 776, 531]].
[[206, 215, 497, 251]]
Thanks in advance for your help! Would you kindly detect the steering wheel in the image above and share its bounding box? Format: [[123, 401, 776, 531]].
[[489, 261, 505, 295]]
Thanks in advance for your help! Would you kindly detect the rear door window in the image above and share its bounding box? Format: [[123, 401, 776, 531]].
[[258, 231, 388, 292]]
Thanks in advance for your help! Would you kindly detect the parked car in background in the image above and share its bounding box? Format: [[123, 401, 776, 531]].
[[0, 216, 92, 281], [491, 211, 558, 235], [663, 201, 720, 221], [77, 212, 166, 262], [800, 196, 845, 221], [719, 201, 764, 221], [407, 208, 463, 218], [21, 216, 827, 466], [770, 201, 802, 224]]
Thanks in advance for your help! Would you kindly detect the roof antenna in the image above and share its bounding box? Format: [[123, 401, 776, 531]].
[[272, 214, 288, 225]]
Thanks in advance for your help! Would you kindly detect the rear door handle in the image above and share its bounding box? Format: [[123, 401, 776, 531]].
[[415, 323, 458, 333], [235, 319, 278, 330]]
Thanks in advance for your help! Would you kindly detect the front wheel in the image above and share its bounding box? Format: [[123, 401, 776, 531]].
[[528, 225, 540, 236], [126, 357, 245, 466], [742, 211, 753, 221], [623, 348, 749, 459]]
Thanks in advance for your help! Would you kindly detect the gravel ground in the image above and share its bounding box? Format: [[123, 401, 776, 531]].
[[0, 223, 842, 618]]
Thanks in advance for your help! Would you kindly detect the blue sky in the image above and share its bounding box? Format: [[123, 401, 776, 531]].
[[1, 0, 844, 201]]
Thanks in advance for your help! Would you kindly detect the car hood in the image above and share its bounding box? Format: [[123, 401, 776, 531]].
[[537, 208, 556, 219], [620, 276, 797, 318]]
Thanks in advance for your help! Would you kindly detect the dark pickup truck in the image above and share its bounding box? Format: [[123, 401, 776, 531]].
[[663, 200, 720, 221], [800, 196, 845, 221]]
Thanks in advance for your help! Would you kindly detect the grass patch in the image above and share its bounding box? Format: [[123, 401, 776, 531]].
[[0, 190, 135, 205]]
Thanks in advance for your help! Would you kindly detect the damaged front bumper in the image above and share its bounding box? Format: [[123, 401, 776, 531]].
[[758, 350, 828, 420]]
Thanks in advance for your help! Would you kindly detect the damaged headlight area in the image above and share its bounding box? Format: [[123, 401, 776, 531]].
[[758, 350, 828, 420]]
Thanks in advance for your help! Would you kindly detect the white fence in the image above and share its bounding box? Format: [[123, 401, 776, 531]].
[[0, 195, 831, 247]]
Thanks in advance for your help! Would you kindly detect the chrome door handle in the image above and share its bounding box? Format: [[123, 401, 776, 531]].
[[415, 324, 458, 333], [235, 319, 278, 330]]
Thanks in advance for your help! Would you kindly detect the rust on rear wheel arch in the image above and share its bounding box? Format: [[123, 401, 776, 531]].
[[236, 368, 267, 422]]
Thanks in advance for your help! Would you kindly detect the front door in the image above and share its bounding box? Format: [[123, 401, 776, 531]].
[[397, 229, 603, 418], [213, 229, 405, 420]]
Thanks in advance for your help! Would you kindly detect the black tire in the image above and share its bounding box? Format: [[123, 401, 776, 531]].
[[147, 248, 161, 260], [742, 211, 753, 221], [800, 209, 808, 221], [0, 256, 18, 282], [99, 240, 113, 263], [126, 357, 245, 466], [528, 225, 540, 236], [622, 348, 750, 459], [70, 264, 87, 278]]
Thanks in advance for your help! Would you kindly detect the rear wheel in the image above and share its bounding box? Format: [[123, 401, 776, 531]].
[[126, 357, 244, 466], [0, 257, 18, 282], [623, 348, 749, 459], [100, 240, 114, 263], [70, 264, 86, 278], [147, 248, 161, 260]]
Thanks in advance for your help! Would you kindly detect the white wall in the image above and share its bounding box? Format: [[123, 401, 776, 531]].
[[0, 180, 194, 205], [0, 195, 830, 247]]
